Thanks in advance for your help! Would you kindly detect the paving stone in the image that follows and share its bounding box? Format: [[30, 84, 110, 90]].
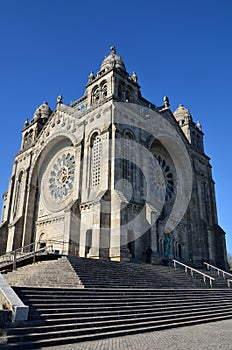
[[41, 319, 232, 350]]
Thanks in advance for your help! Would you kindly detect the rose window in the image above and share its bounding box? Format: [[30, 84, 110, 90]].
[[155, 155, 174, 202], [48, 153, 75, 201]]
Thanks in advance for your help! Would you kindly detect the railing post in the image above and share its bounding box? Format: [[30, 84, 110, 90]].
[[33, 242, 36, 265], [13, 250, 17, 271], [227, 280, 232, 288]]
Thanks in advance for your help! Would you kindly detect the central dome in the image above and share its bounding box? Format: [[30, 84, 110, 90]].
[[100, 46, 126, 72]]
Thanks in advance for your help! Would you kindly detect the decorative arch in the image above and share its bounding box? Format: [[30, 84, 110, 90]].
[[22, 135, 76, 246], [28, 133, 76, 188]]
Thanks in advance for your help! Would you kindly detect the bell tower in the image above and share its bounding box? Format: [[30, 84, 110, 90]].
[[82, 46, 142, 108], [173, 104, 204, 153]]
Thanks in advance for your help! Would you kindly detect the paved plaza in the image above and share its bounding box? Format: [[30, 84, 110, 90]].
[[42, 319, 232, 350]]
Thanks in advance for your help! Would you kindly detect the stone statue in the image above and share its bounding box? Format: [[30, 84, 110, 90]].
[[164, 236, 171, 257], [163, 96, 170, 108]]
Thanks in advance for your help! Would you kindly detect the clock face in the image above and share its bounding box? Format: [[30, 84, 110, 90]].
[[41, 148, 75, 212]]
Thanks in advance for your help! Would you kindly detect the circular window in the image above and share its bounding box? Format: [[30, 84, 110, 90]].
[[48, 153, 75, 201], [156, 156, 174, 201], [41, 148, 76, 212]]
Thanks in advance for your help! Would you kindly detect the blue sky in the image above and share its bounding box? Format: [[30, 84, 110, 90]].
[[1, 0, 232, 253]]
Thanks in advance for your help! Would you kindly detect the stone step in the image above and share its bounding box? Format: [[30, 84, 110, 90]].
[[6, 305, 232, 335], [2, 256, 232, 348], [15, 286, 231, 296], [26, 303, 232, 323], [3, 310, 232, 348]]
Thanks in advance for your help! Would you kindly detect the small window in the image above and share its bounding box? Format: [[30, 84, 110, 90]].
[[118, 84, 122, 99], [102, 84, 107, 99], [92, 87, 100, 105], [126, 90, 130, 102]]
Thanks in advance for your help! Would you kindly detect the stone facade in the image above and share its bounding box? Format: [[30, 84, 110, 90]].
[[0, 47, 228, 268]]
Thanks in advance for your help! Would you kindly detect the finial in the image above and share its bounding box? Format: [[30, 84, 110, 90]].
[[163, 96, 170, 108], [196, 121, 202, 131], [110, 46, 116, 54], [56, 95, 63, 105], [88, 70, 94, 83], [132, 71, 138, 83], [24, 118, 29, 128]]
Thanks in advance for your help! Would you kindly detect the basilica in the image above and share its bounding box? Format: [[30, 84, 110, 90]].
[[0, 47, 228, 268]]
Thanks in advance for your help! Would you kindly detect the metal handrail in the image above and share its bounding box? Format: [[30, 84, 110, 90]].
[[203, 262, 232, 279], [173, 259, 215, 287], [0, 239, 67, 263], [0, 241, 36, 262], [0, 242, 56, 271]]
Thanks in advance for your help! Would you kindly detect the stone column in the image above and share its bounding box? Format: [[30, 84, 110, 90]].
[[150, 213, 161, 264], [79, 206, 91, 257], [63, 209, 71, 255], [109, 193, 121, 261], [22, 184, 37, 247], [207, 226, 218, 265], [88, 203, 101, 259], [6, 225, 15, 252]]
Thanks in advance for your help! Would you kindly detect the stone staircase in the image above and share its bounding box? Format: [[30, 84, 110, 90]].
[[1, 287, 232, 349], [1, 256, 232, 348], [67, 256, 210, 289], [3, 256, 212, 289], [3, 257, 83, 288]]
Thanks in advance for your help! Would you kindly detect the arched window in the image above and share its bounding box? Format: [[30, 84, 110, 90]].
[[90, 132, 101, 187], [13, 171, 24, 217], [125, 86, 134, 103], [125, 90, 130, 102], [101, 83, 107, 99], [38, 233, 46, 250], [92, 87, 100, 105], [123, 131, 134, 184], [118, 84, 122, 99]]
